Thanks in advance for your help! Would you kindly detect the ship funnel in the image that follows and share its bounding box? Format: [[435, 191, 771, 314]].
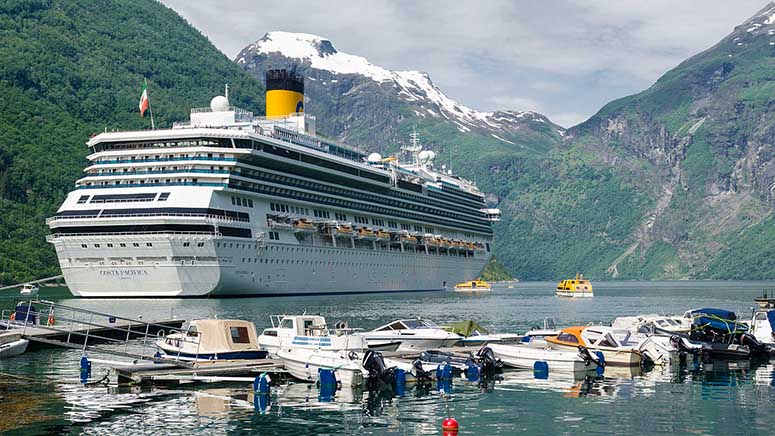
[[265, 69, 304, 118]]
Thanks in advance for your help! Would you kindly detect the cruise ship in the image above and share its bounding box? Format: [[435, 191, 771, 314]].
[[46, 70, 501, 297]]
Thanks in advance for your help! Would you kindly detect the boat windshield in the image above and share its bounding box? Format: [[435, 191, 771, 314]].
[[557, 333, 578, 343], [402, 319, 439, 329]]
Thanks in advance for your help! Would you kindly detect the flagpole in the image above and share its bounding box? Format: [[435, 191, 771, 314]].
[[145, 78, 155, 130]]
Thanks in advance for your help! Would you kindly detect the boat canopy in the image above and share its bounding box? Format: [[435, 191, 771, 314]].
[[686, 308, 737, 321], [189, 319, 259, 351], [444, 320, 489, 337]]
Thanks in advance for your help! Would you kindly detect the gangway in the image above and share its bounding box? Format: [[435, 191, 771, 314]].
[[1, 299, 192, 367]]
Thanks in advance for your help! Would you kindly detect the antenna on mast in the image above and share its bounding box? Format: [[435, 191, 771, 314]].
[[225, 84, 229, 100]]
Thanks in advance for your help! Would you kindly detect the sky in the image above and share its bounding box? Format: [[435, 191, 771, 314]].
[[161, 0, 770, 127]]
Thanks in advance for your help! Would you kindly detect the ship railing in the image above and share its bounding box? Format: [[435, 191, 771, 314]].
[[46, 213, 248, 225], [85, 169, 230, 177], [91, 157, 237, 165], [46, 231, 219, 241]]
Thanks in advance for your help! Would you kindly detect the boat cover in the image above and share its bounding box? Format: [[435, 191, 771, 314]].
[[694, 316, 748, 334], [444, 320, 489, 337], [190, 319, 259, 351], [768, 311, 775, 333], [687, 308, 737, 321]]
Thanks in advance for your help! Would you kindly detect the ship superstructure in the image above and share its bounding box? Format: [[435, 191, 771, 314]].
[[46, 70, 500, 297]]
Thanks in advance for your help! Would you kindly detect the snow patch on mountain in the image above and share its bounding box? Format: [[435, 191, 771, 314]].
[[244, 31, 552, 132]]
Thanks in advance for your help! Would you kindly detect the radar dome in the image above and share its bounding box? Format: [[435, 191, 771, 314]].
[[210, 95, 230, 112], [367, 153, 383, 163], [418, 150, 436, 162]]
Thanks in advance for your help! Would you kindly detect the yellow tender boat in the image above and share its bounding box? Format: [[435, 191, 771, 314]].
[[453, 280, 492, 292], [556, 273, 593, 298]]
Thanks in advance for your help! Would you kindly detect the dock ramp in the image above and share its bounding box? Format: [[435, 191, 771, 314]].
[[1, 299, 189, 366]]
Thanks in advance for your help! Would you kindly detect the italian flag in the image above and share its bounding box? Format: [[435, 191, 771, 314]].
[[139, 80, 149, 116]]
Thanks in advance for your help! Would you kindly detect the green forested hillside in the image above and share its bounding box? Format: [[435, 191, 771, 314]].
[[0, 0, 265, 285]]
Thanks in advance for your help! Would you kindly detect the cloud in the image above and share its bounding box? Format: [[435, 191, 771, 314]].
[[161, 0, 770, 126]]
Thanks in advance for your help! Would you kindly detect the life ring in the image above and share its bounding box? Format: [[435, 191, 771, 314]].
[[9, 312, 15, 321], [47, 313, 55, 326]]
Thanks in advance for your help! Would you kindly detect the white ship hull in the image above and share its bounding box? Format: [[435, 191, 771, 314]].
[[50, 213, 490, 298]]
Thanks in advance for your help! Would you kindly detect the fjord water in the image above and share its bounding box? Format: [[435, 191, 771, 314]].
[[1, 281, 774, 435]]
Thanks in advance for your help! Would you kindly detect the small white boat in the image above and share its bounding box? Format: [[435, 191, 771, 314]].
[[748, 308, 775, 345], [489, 343, 602, 373], [0, 333, 29, 359], [19, 284, 39, 297], [546, 326, 644, 367], [277, 347, 365, 388], [443, 320, 521, 346], [156, 319, 267, 361], [521, 317, 562, 348], [611, 314, 692, 334], [258, 315, 399, 356], [362, 318, 461, 351]]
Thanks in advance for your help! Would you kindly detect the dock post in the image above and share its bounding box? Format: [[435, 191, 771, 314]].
[[254, 373, 271, 413], [79, 355, 91, 383]]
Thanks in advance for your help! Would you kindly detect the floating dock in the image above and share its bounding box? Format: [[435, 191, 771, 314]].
[[111, 359, 285, 385]]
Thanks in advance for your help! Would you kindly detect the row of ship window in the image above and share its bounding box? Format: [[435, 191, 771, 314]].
[[232, 196, 253, 208], [235, 165, 486, 225], [239, 257, 472, 265], [87, 178, 201, 187], [79, 241, 206, 248], [76, 193, 170, 204], [230, 179, 490, 234]]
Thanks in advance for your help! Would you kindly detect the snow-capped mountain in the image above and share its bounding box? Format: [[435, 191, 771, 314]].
[[236, 31, 562, 150]]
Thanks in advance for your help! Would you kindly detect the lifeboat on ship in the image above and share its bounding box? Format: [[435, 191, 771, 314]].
[[356, 227, 377, 241], [375, 230, 391, 242], [334, 224, 355, 238], [399, 231, 418, 245], [292, 219, 316, 234], [423, 235, 439, 247]]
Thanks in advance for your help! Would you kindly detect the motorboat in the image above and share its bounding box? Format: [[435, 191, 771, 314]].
[[277, 347, 366, 388], [19, 284, 39, 297], [0, 333, 29, 359], [453, 280, 492, 292], [443, 320, 521, 346], [258, 314, 399, 356], [489, 343, 603, 373], [748, 308, 775, 345], [684, 308, 769, 358], [156, 319, 267, 361], [610, 325, 686, 366], [521, 318, 562, 348], [546, 326, 644, 367], [611, 314, 692, 334], [754, 290, 775, 309], [555, 273, 593, 298], [362, 318, 461, 351]]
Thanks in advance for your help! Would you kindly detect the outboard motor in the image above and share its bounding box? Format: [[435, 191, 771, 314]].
[[412, 358, 432, 382], [670, 335, 703, 355], [362, 350, 397, 385], [476, 346, 503, 376], [578, 346, 605, 369], [740, 333, 767, 356]]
